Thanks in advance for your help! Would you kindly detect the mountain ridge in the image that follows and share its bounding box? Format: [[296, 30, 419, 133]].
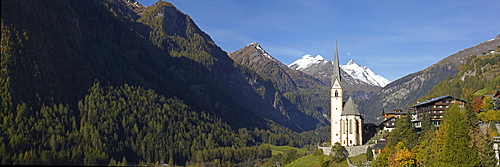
[[289, 55, 389, 88], [229, 43, 329, 129], [360, 35, 500, 123]]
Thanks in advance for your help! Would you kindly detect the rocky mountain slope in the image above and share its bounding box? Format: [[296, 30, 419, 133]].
[[229, 43, 329, 128], [360, 35, 500, 123], [0, 0, 341, 165]]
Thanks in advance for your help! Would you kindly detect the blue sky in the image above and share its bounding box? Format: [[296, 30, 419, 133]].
[[137, 0, 499, 82]]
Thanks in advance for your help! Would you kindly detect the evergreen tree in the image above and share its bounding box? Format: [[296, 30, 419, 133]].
[[387, 113, 418, 150], [419, 112, 435, 136], [330, 142, 348, 163], [366, 146, 373, 161], [441, 104, 479, 166]]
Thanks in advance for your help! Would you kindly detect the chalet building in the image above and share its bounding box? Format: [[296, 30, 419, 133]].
[[484, 90, 500, 110], [381, 108, 416, 119], [380, 116, 397, 132], [379, 95, 467, 132], [412, 95, 467, 127], [380, 108, 416, 132]]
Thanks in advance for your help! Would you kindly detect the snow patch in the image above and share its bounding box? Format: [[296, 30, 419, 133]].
[[253, 43, 273, 59], [289, 55, 390, 87], [341, 60, 389, 87], [289, 54, 327, 71]]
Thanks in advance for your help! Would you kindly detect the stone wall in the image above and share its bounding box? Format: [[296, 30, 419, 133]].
[[345, 144, 374, 157], [318, 146, 332, 156], [319, 144, 374, 157]]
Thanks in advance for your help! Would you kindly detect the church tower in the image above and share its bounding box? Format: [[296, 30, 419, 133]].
[[330, 41, 363, 146], [330, 41, 343, 146]]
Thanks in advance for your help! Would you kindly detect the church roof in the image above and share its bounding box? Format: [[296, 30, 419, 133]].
[[331, 40, 342, 88], [341, 96, 361, 116]]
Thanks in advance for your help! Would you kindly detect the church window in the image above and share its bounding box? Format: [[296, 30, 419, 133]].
[[349, 120, 353, 134], [335, 90, 339, 97], [355, 120, 359, 134]]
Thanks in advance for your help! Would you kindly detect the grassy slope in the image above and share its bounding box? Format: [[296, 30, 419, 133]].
[[263, 144, 310, 155], [285, 153, 368, 167]]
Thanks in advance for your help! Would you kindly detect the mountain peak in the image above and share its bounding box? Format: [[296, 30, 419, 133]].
[[248, 42, 260, 47], [346, 59, 357, 65], [290, 56, 390, 87], [289, 54, 327, 71], [314, 55, 325, 61]]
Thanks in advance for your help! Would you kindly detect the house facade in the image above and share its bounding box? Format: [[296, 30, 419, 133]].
[[412, 95, 466, 127]]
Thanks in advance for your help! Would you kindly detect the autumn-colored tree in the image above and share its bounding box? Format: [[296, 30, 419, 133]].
[[413, 129, 443, 167], [488, 121, 500, 137], [371, 146, 393, 167], [470, 126, 497, 166], [388, 142, 416, 167], [471, 96, 483, 112], [482, 97, 495, 111]]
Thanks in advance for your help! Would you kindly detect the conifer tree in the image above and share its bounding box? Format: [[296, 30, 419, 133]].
[[387, 113, 418, 150], [441, 104, 479, 166], [419, 112, 435, 136], [366, 146, 373, 161], [330, 142, 348, 163]]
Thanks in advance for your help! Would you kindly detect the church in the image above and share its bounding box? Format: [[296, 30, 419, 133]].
[[330, 42, 363, 146]]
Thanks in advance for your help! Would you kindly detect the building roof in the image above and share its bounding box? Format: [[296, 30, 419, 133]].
[[382, 108, 415, 115], [341, 96, 361, 116], [331, 40, 341, 88], [372, 140, 388, 150], [379, 116, 397, 125], [412, 95, 466, 108]]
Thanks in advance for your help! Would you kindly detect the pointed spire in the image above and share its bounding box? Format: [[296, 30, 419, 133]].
[[341, 96, 361, 116], [331, 39, 342, 88]]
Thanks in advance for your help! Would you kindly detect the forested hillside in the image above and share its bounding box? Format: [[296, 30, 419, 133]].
[[360, 35, 500, 123], [418, 49, 500, 102], [0, 0, 329, 165]]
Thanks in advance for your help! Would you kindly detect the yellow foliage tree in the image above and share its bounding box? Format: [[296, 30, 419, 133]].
[[389, 142, 416, 167]]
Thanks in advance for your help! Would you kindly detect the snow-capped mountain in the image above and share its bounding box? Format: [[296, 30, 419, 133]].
[[289, 54, 390, 88], [341, 59, 389, 87], [289, 54, 327, 71]]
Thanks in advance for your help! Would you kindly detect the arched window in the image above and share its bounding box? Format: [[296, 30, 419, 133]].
[[335, 90, 339, 97], [349, 119, 353, 134], [340, 120, 343, 134], [355, 120, 359, 134]]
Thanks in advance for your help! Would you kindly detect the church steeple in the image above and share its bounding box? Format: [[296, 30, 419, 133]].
[[331, 40, 342, 88]]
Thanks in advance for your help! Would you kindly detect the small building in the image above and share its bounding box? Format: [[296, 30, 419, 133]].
[[412, 95, 467, 127], [380, 108, 418, 132], [379, 116, 397, 132], [486, 90, 500, 110], [371, 139, 388, 158], [381, 108, 415, 119]]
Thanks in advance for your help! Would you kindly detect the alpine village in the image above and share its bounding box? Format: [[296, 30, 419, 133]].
[[1, 0, 500, 166]]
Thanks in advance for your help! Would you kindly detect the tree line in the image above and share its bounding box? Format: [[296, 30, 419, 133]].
[[0, 82, 329, 166]]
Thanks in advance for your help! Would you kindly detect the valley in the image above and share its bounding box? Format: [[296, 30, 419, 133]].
[[1, 0, 499, 166]]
